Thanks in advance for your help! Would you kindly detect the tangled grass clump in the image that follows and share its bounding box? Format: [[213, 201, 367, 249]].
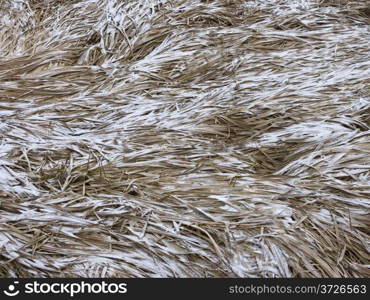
[[0, 0, 369, 277]]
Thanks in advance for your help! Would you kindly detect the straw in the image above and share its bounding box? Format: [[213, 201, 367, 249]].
[[0, 0, 369, 277]]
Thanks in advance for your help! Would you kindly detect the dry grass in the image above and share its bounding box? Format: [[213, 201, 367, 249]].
[[0, 0, 369, 278]]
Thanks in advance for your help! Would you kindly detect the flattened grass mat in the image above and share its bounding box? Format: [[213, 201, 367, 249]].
[[0, 0, 369, 277]]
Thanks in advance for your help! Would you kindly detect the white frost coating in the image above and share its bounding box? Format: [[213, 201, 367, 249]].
[[259, 122, 353, 145], [0, 166, 13, 184]]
